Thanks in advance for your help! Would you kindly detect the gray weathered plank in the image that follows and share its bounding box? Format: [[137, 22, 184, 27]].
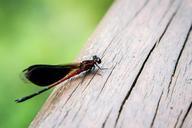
[[30, 0, 192, 127]]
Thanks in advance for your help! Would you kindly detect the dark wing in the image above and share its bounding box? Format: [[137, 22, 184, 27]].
[[22, 64, 80, 86]]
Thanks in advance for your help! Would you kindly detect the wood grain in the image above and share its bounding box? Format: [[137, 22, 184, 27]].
[[30, 0, 192, 127]]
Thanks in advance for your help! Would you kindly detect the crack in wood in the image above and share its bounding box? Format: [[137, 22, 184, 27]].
[[150, 91, 163, 128], [76, 101, 92, 127], [63, 81, 82, 106], [168, 70, 180, 105], [41, 104, 55, 122], [174, 110, 183, 128], [114, 42, 157, 127], [72, 102, 83, 121], [60, 70, 99, 107], [102, 35, 116, 57], [158, 0, 177, 24], [110, 0, 150, 38], [179, 101, 192, 128], [102, 109, 112, 128], [56, 110, 70, 127], [81, 72, 97, 93], [96, 63, 117, 101], [156, 6, 178, 45], [61, 72, 100, 124], [124, 0, 150, 28], [167, 24, 192, 96]]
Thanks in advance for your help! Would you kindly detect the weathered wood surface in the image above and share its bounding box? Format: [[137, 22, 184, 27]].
[[30, 0, 192, 127]]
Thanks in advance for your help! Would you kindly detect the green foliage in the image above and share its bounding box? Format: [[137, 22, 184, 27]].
[[0, 0, 113, 127]]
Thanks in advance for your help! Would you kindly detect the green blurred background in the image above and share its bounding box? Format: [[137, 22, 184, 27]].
[[0, 0, 113, 127]]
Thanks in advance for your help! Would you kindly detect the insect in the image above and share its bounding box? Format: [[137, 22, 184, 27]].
[[15, 55, 102, 103]]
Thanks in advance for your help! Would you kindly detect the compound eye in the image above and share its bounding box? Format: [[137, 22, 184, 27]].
[[93, 55, 97, 60], [97, 58, 101, 64]]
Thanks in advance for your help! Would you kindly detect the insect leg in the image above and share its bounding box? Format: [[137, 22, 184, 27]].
[[95, 63, 108, 70]]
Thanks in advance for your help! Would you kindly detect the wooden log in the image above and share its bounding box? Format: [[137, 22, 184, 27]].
[[30, 0, 192, 127]]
